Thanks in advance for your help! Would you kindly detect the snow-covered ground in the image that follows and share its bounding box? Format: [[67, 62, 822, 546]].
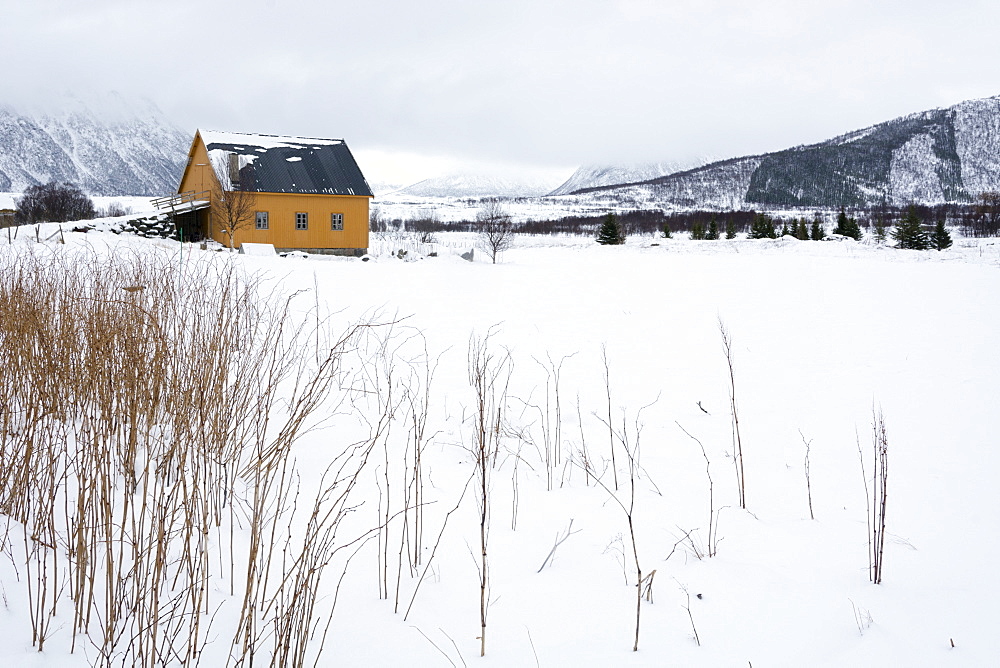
[[1, 227, 998, 666]]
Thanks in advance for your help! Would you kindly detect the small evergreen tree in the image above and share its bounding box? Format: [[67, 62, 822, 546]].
[[833, 208, 863, 240], [748, 213, 776, 239], [725, 218, 737, 239], [892, 207, 929, 250], [596, 213, 626, 245], [833, 208, 849, 235], [795, 219, 809, 240], [707, 216, 719, 240], [691, 220, 705, 240], [810, 217, 824, 241], [873, 217, 887, 244], [932, 218, 953, 250], [662, 221, 672, 239]]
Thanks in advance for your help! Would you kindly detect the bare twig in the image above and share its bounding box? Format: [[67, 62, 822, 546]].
[[799, 429, 815, 520], [719, 317, 746, 509], [536, 519, 581, 573], [677, 582, 701, 646]]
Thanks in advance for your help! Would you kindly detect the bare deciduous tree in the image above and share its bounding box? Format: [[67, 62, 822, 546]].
[[212, 159, 257, 249], [14, 181, 95, 224], [476, 198, 514, 264], [973, 191, 1000, 237]]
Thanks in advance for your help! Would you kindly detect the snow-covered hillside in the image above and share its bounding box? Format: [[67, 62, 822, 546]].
[[577, 94, 1000, 209], [395, 170, 567, 198], [548, 160, 708, 196], [1, 226, 998, 667], [0, 93, 189, 196]]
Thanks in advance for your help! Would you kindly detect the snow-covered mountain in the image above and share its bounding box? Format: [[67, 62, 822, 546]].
[[367, 181, 408, 197], [395, 170, 566, 198], [571, 95, 1000, 209], [547, 160, 707, 196], [0, 93, 190, 196]]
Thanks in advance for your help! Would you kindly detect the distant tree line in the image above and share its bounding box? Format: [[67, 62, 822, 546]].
[[373, 192, 1000, 241]]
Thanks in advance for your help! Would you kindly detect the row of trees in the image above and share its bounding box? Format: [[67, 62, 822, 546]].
[[13, 181, 96, 224], [891, 207, 952, 250], [388, 196, 997, 243], [589, 207, 950, 250], [387, 202, 955, 254]]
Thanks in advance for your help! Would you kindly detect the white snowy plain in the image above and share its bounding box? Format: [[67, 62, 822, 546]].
[[1, 226, 998, 667]]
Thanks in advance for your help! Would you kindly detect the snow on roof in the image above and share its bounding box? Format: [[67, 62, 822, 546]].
[[197, 129, 373, 197], [199, 130, 344, 150]]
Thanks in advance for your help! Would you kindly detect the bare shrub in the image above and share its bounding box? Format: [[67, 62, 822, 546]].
[[101, 200, 132, 217], [675, 422, 721, 557], [467, 329, 512, 656], [579, 402, 655, 652], [870, 408, 889, 584]]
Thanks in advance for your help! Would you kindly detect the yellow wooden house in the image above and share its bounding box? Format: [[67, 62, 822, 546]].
[[177, 130, 373, 255]]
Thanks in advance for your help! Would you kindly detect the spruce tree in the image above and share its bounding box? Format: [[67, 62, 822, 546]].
[[810, 217, 824, 241], [662, 221, 672, 239], [932, 218, 953, 250], [833, 208, 849, 235], [748, 213, 776, 239], [847, 216, 862, 240], [833, 208, 863, 240], [892, 207, 929, 250], [725, 219, 736, 239], [874, 217, 887, 244], [707, 216, 719, 240], [780, 220, 790, 237], [596, 213, 625, 245], [691, 220, 705, 240], [795, 219, 809, 240]]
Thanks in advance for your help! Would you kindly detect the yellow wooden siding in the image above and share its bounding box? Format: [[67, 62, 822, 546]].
[[231, 192, 369, 250], [177, 132, 371, 251], [177, 134, 216, 196]]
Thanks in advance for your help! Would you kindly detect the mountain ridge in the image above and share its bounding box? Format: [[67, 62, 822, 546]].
[[568, 95, 1000, 209], [0, 94, 190, 196]]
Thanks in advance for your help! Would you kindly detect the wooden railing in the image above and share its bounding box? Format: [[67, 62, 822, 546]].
[[152, 190, 211, 211]]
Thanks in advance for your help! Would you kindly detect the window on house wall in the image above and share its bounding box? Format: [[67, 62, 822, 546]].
[[331, 213, 344, 230], [295, 212, 308, 230], [255, 211, 269, 230]]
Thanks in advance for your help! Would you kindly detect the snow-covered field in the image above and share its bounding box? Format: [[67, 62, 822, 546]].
[[1, 227, 998, 667]]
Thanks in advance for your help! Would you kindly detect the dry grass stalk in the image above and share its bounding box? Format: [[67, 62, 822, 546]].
[[0, 245, 392, 667]]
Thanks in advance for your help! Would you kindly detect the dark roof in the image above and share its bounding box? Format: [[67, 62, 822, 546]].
[[200, 131, 373, 197]]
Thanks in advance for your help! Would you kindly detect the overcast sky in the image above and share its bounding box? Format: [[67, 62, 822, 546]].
[[5, 0, 1000, 185]]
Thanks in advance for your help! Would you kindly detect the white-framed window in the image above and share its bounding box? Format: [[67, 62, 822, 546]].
[[295, 212, 308, 230], [255, 211, 269, 230], [331, 213, 344, 231]]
